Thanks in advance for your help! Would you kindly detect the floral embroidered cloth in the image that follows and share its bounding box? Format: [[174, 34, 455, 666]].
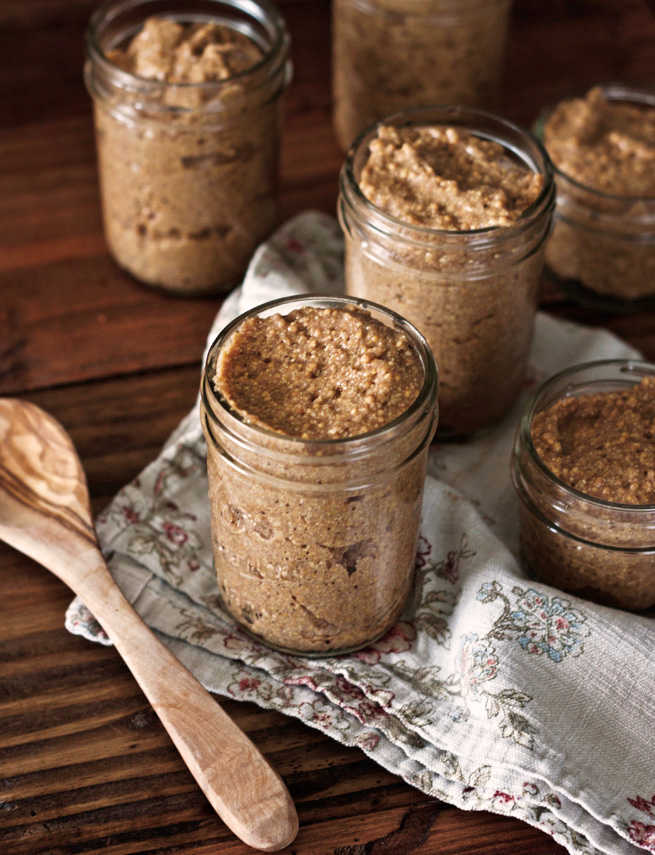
[[67, 212, 655, 855]]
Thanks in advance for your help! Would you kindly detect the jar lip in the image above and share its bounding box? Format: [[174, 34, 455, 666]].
[[520, 357, 655, 512], [202, 294, 439, 448], [536, 82, 655, 204], [86, 0, 289, 102], [341, 103, 555, 242]]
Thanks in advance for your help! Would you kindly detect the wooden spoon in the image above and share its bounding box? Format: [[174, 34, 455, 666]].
[[0, 398, 298, 852]]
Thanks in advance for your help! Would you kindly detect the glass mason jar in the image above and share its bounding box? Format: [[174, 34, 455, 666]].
[[85, 0, 291, 295], [339, 105, 555, 437], [540, 84, 655, 306], [200, 295, 438, 656], [332, 0, 512, 150], [511, 359, 655, 611]]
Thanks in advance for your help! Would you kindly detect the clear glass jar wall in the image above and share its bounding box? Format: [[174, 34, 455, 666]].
[[85, 0, 291, 295], [332, 0, 512, 150], [542, 84, 655, 305], [511, 359, 655, 611], [339, 105, 555, 437], [200, 295, 438, 656]]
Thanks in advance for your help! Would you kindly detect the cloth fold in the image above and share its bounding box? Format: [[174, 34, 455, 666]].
[[67, 212, 655, 855]]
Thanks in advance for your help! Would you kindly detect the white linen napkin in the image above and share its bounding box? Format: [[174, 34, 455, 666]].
[[67, 211, 655, 855]]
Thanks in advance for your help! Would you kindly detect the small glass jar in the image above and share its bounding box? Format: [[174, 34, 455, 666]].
[[200, 295, 438, 656], [511, 359, 655, 611], [85, 0, 291, 295], [332, 0, 512, 150], [339, 105, 555, 437], [540, 84, 655, 306]]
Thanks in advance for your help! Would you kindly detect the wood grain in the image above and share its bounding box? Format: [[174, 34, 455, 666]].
[[1, 0, 655, 852], [0, 365, 572, 855], [0, 400, 95, 546]]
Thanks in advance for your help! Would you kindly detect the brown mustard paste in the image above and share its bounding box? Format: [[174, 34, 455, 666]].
[[544, 87, 655, 197], [542, 86, 655, 301], [215, 306, 423, 439], [92, 16, 283, 294], [531, 378, 655, 505], [359, 125, 543, 230], [344, 122, 548, 435], [516, 374, 655, 611], [204, 304, 434, 654]]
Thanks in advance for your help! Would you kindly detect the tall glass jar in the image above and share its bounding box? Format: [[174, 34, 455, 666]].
[[200, 295, 438, 656], [85, 0, 291, 295], [512, 360, 655, 611], [339, 105, 555, 437], [540, 84, 655, 306], [332, 0, 512, 150]]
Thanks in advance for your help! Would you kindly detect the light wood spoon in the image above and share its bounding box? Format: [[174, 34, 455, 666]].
[[0, 398, 298, 852]]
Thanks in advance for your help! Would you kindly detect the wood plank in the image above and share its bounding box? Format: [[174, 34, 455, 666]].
[[2, 1, 653, 852]]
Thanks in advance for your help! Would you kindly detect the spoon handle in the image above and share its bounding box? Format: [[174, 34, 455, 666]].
[[0, 397, 296, 850], [72, 552, 298, 852]]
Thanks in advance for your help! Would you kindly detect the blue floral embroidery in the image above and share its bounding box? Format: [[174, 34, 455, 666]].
[[478, 582, 591, 663]]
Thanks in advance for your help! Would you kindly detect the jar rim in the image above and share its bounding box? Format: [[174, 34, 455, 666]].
[[86, 0, 290, 105], [536, 82, 655, 204], [202, 294, 439, 450], [519, 357, 655, 512], [340, 103, 555, 244]]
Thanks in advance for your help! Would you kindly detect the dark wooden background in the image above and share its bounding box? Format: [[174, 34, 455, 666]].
[[1, 1, 654, 853]]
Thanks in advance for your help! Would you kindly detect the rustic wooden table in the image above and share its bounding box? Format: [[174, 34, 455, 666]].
[[1, 1, 654, 853]]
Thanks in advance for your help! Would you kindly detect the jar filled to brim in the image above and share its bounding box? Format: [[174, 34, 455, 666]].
[[537, 83, 655, 308], [339, 104, 555, 437], [512, 359, 655, 611], [85, 0, 291, 295], [200, 294, 439, 655]]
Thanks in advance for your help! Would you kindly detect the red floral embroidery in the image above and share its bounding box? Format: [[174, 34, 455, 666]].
[[355, 648, 381, 665], [163, 522, 188, 545], [122, 505, 140, 523], [625, 794, 655, 850], [358, 700, 386, 719], [629, 795, 655, 817], [414, 535, 432, 569], [336, 676, 365, 699], [153, 471, 165, 495], [239, 677, 260, 692], [355, 622, 416, 664], [284, 674, 318, 692], [357, 733, 380, 751], [628, 821, 655, 850], [379, 622, 416, 652], [344, 700, 386, 724]]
